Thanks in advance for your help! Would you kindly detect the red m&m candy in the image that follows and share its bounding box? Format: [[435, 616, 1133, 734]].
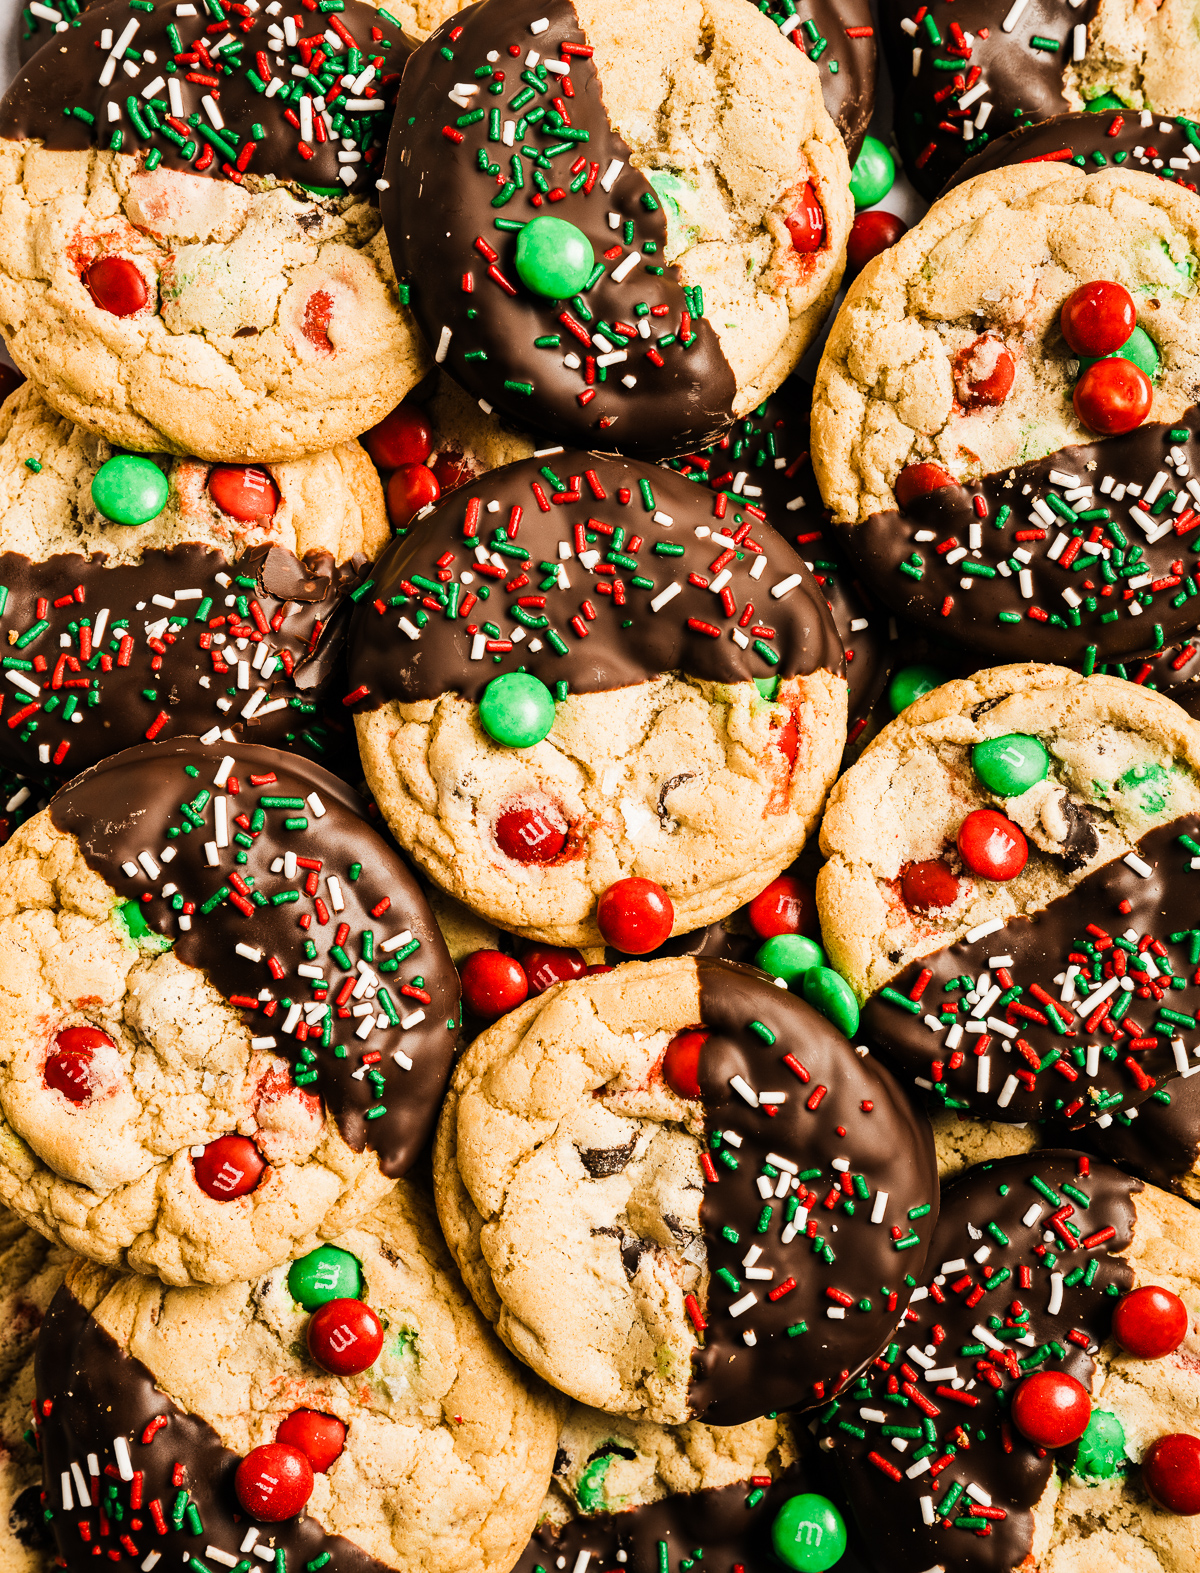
[[953, 336, 1015, 411], [956, 809, 1028, 881], [234, 1443, 313, 1521], [521, 944, 587, 995], [493, 797, 569, 864], [275, 1410, 347, 1474], [192, 1135, 266, 1200], [208, 465, 280, 522], [1073, 357, 1152, 436], [662, 1030, 707, 1099], [846, 210, 907, 275], [1060, 280, 1136, 357], [44, 1024, 114, 1104], [364, 402, 433, 471], [460, 951, 529, 1020], [785, 182, 825, 254], [1143, 1433, 1200, 1514], [386, 463, 440, 531], [1113, 1285, 1189, 1359], [894, 463, 956, 509], [596, 878, 674, 954], [900, 859, 962, 914], [747, 874, 818, 940], [1010, 1371, 1091, 1448], [307, 1298, 384, 1376], [84, 256, 148, 317]]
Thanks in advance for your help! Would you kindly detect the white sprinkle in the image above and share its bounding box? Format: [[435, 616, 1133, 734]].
[[610, 251, 641, 284], [401, 1009, 426, 1030], [1123, 852, 1153, 878], [1073, 21, 1086, 57], [529, 15, 549, 33], [770, 573, 803, 599], [919, 1494, 935, 1522], [398, 616, 422, 641], [213, 752, 235, 787], [5, 671, 39, 698], [976, 1057, 990, 1093], [728, 1291, 757, 1318], [650, 583, 682, 612], [1174, 1037, 1190, 1075], [600, 158, 624, 191], [870, 1191, 888, 1224], [120, 859, 138, 877], [957, 79, 988, 111], [435, 325, 453, 363], [766, 1151, 798, 1175], [206, 1553, 239, 1570], [306, 792, 326, 819], [381, 929, 413, 953], [142, 1557, 162, 1572], [925, 1367, 958, 1384], [827, 1306, 846, 1320], [966, 1484, 992, 1507], [996, 1074, 1019, 1109], [61, 1472, 73, 1513], [202, 93, 225, 129], [1144, 470, 1169, 505], [964, 917, 1004, 943], [907, 1457, 931, 1480], [749, 555, 767, 580], [907, 1347, 935, 1369], [1001, 0, 1029, 30], [240, 1532, 260, 1555], [141, 73, 166, 99], [745, 1266, 775, 1281], [912, 45, 921, 75], [730, 1075, 759, 1107]]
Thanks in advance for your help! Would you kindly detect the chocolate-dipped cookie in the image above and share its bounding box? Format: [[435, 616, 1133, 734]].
[[0, 738, 459, 1286], [947, 106, 1200, 193], [32, 1184, 561, 1573], [434, 955, 938, 1426], [817, 665, 1200, 1127], [382, 0, 852, 459], [346, 449, 847, 949], [0, 0, 428, 460], [0, 383, 385, 779], [757, 0, 879, 162], [812, 163, 1200, 668], [1074, 1071, 1200, 1201]]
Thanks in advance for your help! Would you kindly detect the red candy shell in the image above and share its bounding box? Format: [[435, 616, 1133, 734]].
[[364, 403, 433, 470], [84, 257, 148, 317], [192, 1135, 266, 1200], [307, 1298, 384, 1376], [460, 950, 529, 1020], [234, 1443, 313, 1521], [275, 1410, 347, 1474], [1144, 1433, 1200, 1515], [596, 878, 674, 955], [1010, 1371, 1091, 1448], [208, 465, 280, 522], [1113, 1285, 1189, 1359]]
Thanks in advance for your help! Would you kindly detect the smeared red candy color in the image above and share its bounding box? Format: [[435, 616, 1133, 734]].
[[771, 710, 799, 770], [192, 1134, 266, 1200], [460, 950, 529, 1019], [234, 1443, 313, 1521], [84, 257, 148, 317], [521, 944, 587, 995], [208, 465, 280, 522], [494, 797, 569, 864], [432, 449, 479, 493], [44, 1024, 113, 1104], [901, 859, 962, 913], [596, 878, 675, 954], [301, 289, 335, 354], [1113, 1285, 1189, 1359], [748, 873, 818, 940], [663, 1029, 707, 1099], [386, 463, 441, 530], [1143, 1433, 1200, 1515], [847, 210, 907, 274], [275, 1410, 346, 1474], [1010, 1371, 1091, 1448], [894, 463, 956, 509], [956, 809, 1028, 882], [364, 403, 433, 470], [784, 182, 825, 254], [1073, 357, 1152, 436], [953, 336, 1016, 410], [1060, 280, 1136, 357], [307, 1298, 384, 1376]]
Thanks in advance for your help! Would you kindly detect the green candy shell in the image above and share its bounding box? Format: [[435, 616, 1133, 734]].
[[802, 966, 860, 1038], [849, 135, 895, 210], [514, 215, 595, 299], [755, 933, 825, 984], [888, 664, 946, 716], [479, 672, 556, 748], [1074, 1409, 1127, 1480], [972, 733, 1050, 796], [91, 454, 169, 526], [1086, 93, 1126, 111], [771, 1493, 848, 1572], [288, 1244, 363, 1309], [1077, 324, 1160, 384]]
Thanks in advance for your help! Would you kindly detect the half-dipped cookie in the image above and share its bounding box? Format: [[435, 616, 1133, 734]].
[[434, 955, 939, 1426], [346, 450, 847, 948], [32, 1183, 560, 1573], [382, 0, 852, 458], [818, 665, 1200, 1126], [0, 0, 427, 460], [812, 164, 1200, 667], [0, 739, 459, 1285], [0, 383, 386, 778]]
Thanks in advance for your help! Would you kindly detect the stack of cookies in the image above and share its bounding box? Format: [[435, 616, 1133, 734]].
[[2, 0, 1200, 1570]]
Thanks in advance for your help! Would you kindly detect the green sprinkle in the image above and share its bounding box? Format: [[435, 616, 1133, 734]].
[[748, 1019, 776, 1043]]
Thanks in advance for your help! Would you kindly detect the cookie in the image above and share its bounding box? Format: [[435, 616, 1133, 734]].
[[0, 1207, 71, 1573], [381, 0, 852, 459], [32, 1182, 561, 1573], [0, 0, 428, 461], [347, 449, 846, 948], [434, 955, 939, 1426], [817, 664, 1200, 1126], [812, 164, 1200, 668], [516, 1401, 870, 1573], [0, 737, 460, 1286], [948, 107, 1200, 194], [0, 382, 386, 780]]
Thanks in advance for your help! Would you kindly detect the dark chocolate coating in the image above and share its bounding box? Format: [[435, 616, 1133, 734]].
[[48, 738, 459, 1178], [687, 959, 939, 1425], [0, 760, 55, 845], [845, 408, 1200, 666], [755, 0, 878, 161], [0, 0, 413, 196], [824, 1151, 1139, 1573], [947, 107, 1200, 193], [880, 0, 1102, 200], [1067, 1069, 1200, 1193], [1110, 638, 1200, 720], [665, 380, 892, 723], [0, 542, 364, 780], [347, 451, 845, 707], [863, 819, 1200, 1126], [17, 0, 91, 65], [35, 1284, 392, 1573], [382, 0, 741, 459]]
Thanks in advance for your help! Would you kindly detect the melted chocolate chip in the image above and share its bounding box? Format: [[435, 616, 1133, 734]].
[[8, 1484, 52, 1550], [578, 1138, 638, 1177], [35, 1284, 393, 1573], [863, 819, 1200, 1126], [824, 1151, 1139, 1573], [346, 451, 844, 707], [48, 738, 459, 1177], [947, 109, 1200, 195], [845, 409, 1200, 666], [0, 0, 414, 195], [687, 959, 938, 1425], [382, 0, 738, 458]]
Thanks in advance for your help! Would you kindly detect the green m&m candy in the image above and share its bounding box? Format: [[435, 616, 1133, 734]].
[[849, 135, 895, 210], [802, 966, 860, 1037], [887, 664, 946, 716], [972, 733, 1049, 796], [1077, 324, 1160, 384], [514, 215, 595, 299], [91, 454, 169, 525], [755, 933, 825, 986], [479, 672, 556, 748], [1086, 92, 1125, 112], [288, 1244, 363, 1309], [771, 1493, 847, 1572]]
